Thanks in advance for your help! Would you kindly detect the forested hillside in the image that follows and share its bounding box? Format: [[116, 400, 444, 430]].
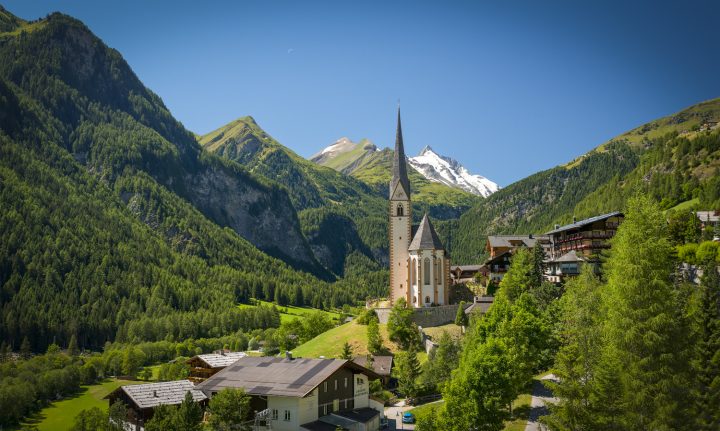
[[451, 99, 720, 263], [0, 9, 384, 352], [200, 117, 479, 276]]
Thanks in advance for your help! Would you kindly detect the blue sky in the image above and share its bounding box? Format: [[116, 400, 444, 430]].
[[5, 0, 720, 186]]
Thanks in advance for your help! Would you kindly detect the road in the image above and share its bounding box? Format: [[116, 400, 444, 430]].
[[384, 400, 416, 430], [525, 373, 559, 431]]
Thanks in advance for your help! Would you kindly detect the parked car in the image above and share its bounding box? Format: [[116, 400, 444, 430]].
[[402, 412, 415, 424]]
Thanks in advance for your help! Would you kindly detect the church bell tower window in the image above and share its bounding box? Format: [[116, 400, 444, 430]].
[[396, 204, 404, 217]]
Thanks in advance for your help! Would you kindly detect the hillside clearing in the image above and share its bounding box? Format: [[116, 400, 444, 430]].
[[18, 379, 143, 431]]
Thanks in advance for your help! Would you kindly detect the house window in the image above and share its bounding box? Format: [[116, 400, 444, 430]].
[[356, 377, 364, 385], [272, 409, 278, 420], [334, 380, 338, 390], [324, 381, 327, 392], [423, 258, 431, 285], [344, 377, 348, 388], [284, 410, 291, 421]]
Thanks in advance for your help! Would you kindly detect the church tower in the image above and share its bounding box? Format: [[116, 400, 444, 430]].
[[389, 108, 412, 305]]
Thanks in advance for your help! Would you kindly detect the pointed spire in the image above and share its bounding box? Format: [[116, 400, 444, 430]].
[[390, 106, 411, 198], [408, 213, 445, 251]]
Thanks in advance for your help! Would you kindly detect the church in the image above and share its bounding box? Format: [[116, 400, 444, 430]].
[[388, 109, 450, 308]]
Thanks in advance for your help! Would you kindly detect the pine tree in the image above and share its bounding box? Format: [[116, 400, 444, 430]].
[[498, 249, 535, 302], [367, 319, 383, 355], [396, 350, 421, 399], [693, 260, 720, 430], [175, 391, 203, 431], [601, 194, 692, 430], [544, 267, 603, 431], [340, 342, 353, 360], [20, 336, 31, 359], [67, 334, 78, 356], [455, 301, 468, 326]]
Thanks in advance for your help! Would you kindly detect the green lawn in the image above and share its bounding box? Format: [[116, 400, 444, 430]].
[[422, 323, 463, 341], [18, 379, 143, 431], [504, 393, 532, 430], [667, 197, 700, 213], [291, 321, 400, 358], [237, 300, 342, 324], [410, 399, 444, 420]]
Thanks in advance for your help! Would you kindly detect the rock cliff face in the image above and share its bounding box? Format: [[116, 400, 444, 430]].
[[0, 11, 324, 276], [185, 164, 320, 271]]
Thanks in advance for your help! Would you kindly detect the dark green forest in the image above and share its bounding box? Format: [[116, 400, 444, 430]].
[[0, 10, 387, 353]]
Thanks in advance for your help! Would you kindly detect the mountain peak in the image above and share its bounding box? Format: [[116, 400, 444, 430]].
[[408, 147, 499, 197], [419, 145, 434, 155]]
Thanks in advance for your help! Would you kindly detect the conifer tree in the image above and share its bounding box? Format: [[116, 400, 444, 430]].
[[601, 194, 691, 430], [175, 391, 203, 431], [340, 341, 353, 360], [545, 267, 603, 431], [693, 259, 720, 430], [455, 301, 468, 326], [396, 350, 421, 399], [367, 319, 383, 355], [67, 334, 78, 356], [20, 336, 31, 358], [498, 249, 535, 302]]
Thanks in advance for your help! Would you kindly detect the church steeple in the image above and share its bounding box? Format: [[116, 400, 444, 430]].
[[390, 107, 411, 199]]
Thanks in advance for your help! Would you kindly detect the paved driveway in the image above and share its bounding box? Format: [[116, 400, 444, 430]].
[[384, 400, 415, 430], [525, 374, 558, 431]]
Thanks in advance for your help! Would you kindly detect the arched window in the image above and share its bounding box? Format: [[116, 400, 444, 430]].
[[436, 258, 443, 284], [410, 259, 416, 286], [396, 204, 404, 217], [425, 296, 431, 304], [412, 296, 417, 303], [423, 258, 431, 285]]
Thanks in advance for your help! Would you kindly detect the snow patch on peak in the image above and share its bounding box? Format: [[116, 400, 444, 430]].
[[408, 147, 499, 197]]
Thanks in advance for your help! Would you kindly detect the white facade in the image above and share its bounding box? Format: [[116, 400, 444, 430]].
[[267, 392, 316, 431], [408, 249, 448, 307]]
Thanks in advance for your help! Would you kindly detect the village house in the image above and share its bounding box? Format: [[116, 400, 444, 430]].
[[196, 354, 384, 431], [485, 234, 551, 259], [546, 212, 624, 260], [450, 264, 483, 285], [695, 210, 720, 234], [187, 351, 247, 383], [106, 380, 208, 429], [544, 249, 587, 283], [464, 296, 495, 317], [352, 355, 394, 387]]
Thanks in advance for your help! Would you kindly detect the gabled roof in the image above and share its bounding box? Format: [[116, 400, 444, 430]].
[[551, 250, 587, 263], [196, 357, 380, 398], [188, 352, 247, 368], [352, 355, 393, 377], [408, 214, 444, 251], [107, 380, 207, 410], [486, 235, 549, 249], [390, 107, 411, 199], [545, 211, 623, 235]]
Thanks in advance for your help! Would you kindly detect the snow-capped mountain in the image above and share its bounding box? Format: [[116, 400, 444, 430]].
[[408, 146, 499, 197]]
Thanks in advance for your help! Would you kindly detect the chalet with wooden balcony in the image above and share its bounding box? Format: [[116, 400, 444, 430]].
[[187, 351, 247, 383], [485, 235, 551, 259], [545, 212, 624, 260]]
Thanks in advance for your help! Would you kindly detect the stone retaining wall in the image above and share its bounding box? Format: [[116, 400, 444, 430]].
[[375, 303, 469, 327]]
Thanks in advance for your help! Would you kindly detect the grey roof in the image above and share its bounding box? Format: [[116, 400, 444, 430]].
[[189, 352, 247, 368], [465, 297, 494, 315], [196, 357, 378, 398], [409, 214, 444, 251], [333, 407, 381, 423], [552, 250, 587, 263], [451, 265, 483, 272], [545, 211, 623, 235], [112, 380, 207, 409], [390, 107, 411, 198], [352, 355, 393, 376], [696, 211, 720, 223], [302, 420, 347, 431], [486, 235, 549, 249]]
